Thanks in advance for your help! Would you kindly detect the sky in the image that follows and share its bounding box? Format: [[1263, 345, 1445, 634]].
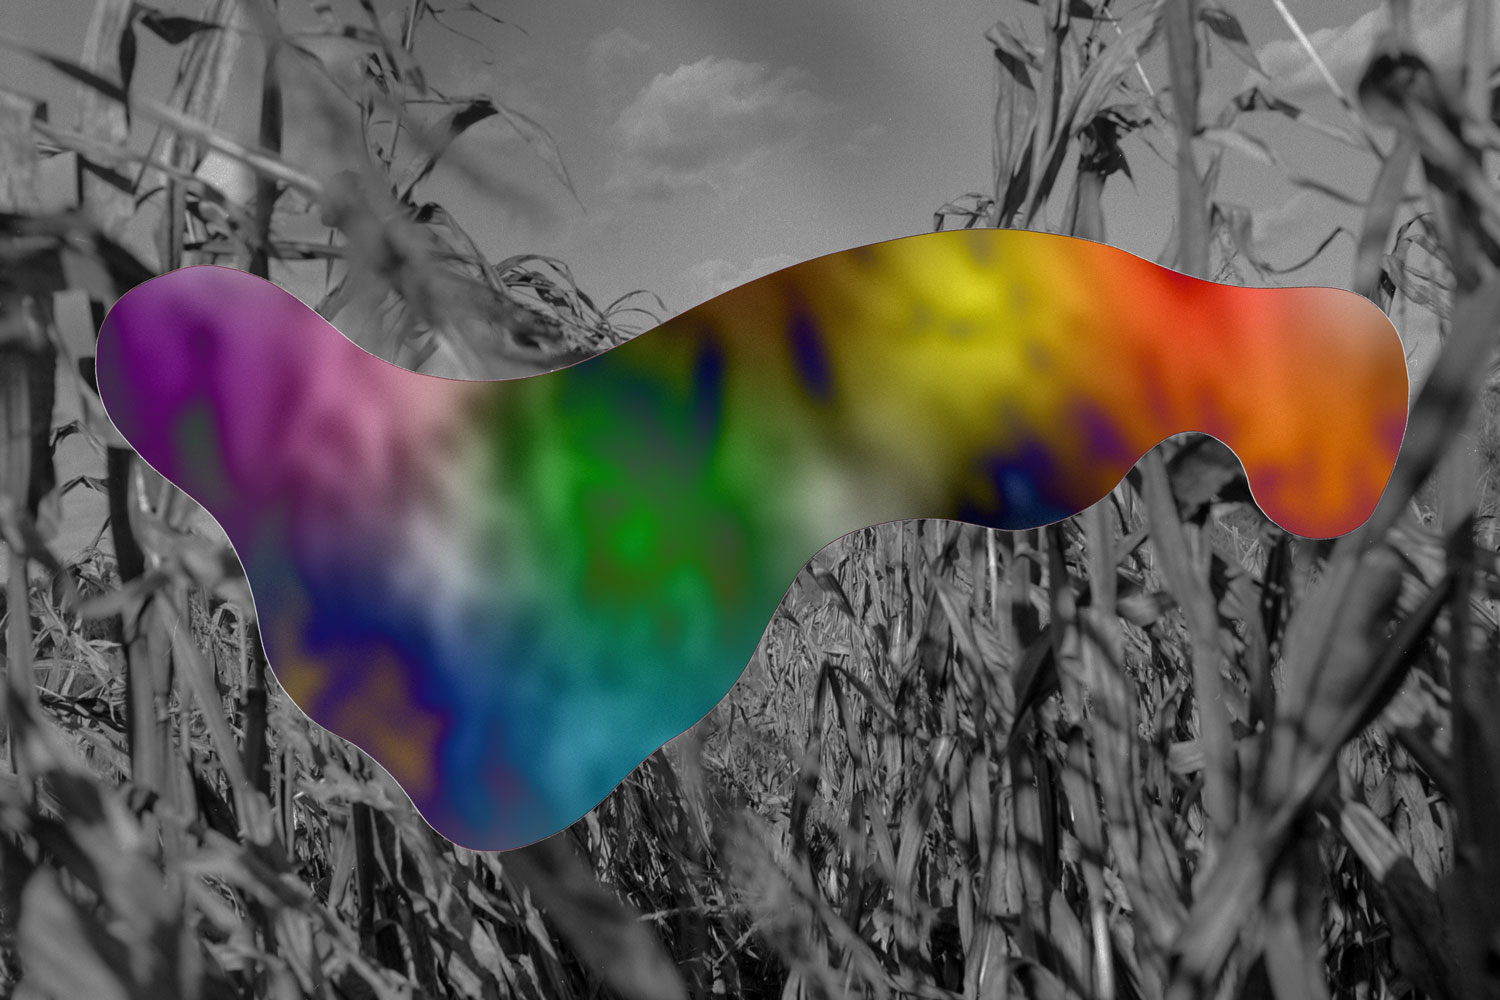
[[2, 0, 1497, 558], [366, 0, 1495, 312], [8, 0, 1493, 317]]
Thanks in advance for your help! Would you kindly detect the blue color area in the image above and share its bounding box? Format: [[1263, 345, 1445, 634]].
[[1074, 402, 1140, 468], [963, 441, 1077, 530], [691, 336, 726, 450], [789, 306, 833, 401]]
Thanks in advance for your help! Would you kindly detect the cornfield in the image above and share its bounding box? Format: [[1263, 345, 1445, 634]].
[[2, 0, 1500, 998]]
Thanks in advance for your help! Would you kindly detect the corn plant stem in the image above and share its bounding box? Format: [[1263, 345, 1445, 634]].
[[382, 0, 428, 167], [1163, 0, 1208, 277], [401, 0, 427, 52], [0, 98, 41, 773], [4, 545, 32, 774], [1081, 501, 1177, 970], [251, 1, 282, 280], [74, 0, 133, 239], [1463, 0, 1497, 230], [1160, 0, 1236, 843], [1462, 0, 1492, 121]]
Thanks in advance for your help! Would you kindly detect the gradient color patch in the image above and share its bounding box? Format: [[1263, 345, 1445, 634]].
[[95, 229, 1409, 850]]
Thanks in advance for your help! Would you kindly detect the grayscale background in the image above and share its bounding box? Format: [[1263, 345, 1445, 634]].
[[0, 1, 1496, 998]]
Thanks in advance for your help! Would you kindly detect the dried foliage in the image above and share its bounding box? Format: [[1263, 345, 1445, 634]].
[[3, 0, 1500, 998]]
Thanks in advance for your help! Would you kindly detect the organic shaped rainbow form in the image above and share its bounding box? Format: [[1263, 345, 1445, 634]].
[[95, 229, 1408, 850]]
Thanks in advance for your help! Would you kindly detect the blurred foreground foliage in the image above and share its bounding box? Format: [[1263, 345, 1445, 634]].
[[3, 1, 1500, 998]]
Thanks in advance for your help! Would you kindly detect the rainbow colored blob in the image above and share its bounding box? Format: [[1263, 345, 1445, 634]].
[[95, 229, 1409, 850]]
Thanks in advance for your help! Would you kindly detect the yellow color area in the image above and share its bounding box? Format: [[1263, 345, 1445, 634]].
[[693, 230, 1084, 528], [823, 233, 1072, 459], [669, 228, 1403, 537], [327, 647, 444, 803], [267, 596, 443, 803], [270, 601, 330, 711]]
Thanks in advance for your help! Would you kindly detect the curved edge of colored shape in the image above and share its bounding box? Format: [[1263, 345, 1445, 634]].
[[92, 235, 1410, 850]]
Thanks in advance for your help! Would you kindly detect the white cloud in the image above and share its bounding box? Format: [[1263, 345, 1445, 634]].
[[607, 57, 833, 200], [684, 253, 802, 307], [840, 121, 887, 155], [587, 27, 651, 95], [1248, 0, 1500, 101]]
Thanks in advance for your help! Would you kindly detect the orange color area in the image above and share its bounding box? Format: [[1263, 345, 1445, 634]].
[[664, 230, 1406, 539], [326, 648, 445, 802]]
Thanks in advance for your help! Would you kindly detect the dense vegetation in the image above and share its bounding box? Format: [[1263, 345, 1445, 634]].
[[2, 1, 1500, 998]]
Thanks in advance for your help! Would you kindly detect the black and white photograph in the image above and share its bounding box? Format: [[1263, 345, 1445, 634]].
[[2, 0, 1499, 997]]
